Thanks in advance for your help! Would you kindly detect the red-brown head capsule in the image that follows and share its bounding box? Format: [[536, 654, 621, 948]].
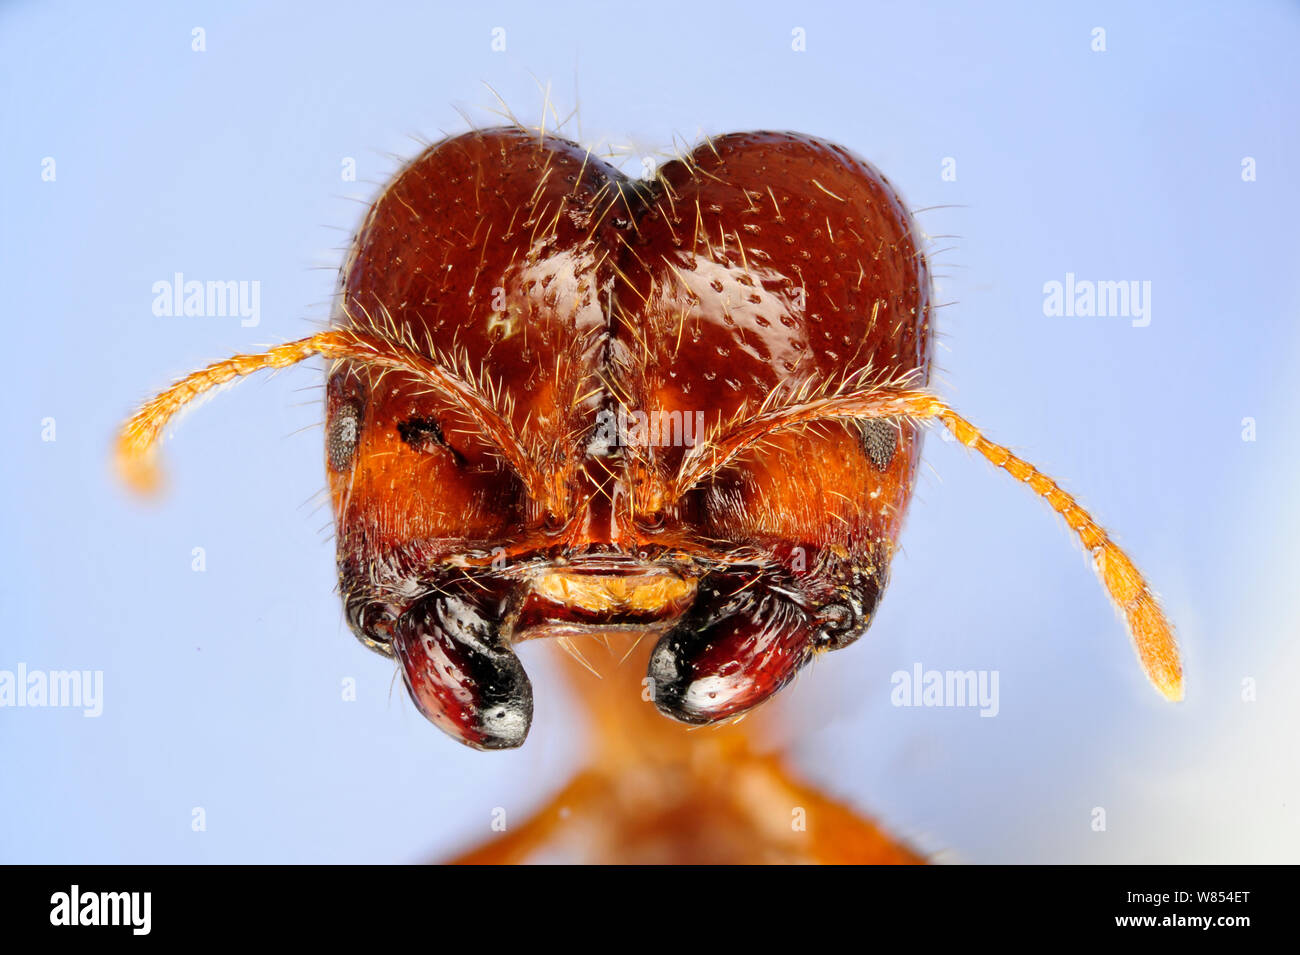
[[117, 125, 1182, 751]]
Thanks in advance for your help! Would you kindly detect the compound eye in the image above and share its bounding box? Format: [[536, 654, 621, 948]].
[[327, 399, 363, 472], [858, 418, 898, 471]]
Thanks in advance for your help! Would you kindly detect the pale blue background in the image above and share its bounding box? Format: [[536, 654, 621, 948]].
[[3, 1, 1298, 863]]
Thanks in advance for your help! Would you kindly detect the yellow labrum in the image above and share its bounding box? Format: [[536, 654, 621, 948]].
[[532, 572, 696, 615]]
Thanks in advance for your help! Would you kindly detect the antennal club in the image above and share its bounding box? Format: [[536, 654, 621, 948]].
[[671, 385, 1183, 702]]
